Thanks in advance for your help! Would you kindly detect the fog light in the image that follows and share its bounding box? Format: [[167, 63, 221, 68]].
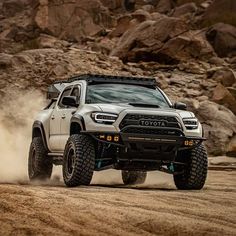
[[185, 140, 194, 146]]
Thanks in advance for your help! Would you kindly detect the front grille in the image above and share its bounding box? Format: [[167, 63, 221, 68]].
[[119, 114, 181, 129], [121, 127, 183, 136]]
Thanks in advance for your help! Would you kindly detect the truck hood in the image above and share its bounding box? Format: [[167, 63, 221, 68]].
[[96, 104, 195, 119]]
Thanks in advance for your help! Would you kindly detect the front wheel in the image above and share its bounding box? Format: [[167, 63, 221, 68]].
[[122, 170, 147, 185], [174, 144, 208, 190], [63, 134, 95, 187]]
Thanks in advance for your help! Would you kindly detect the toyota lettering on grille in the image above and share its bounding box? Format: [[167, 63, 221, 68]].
[[139, 119, 167, 127]]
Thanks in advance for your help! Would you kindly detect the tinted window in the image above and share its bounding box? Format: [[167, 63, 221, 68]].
[[58, 87, 72, 108], [86, 84, 169, 107], [71, 86, 81, 103]]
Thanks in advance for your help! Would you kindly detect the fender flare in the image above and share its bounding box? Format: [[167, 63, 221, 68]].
[[70, 115, 86, 134], [32, 121, 49, 152]]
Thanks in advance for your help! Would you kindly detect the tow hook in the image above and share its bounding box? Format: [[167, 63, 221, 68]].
[[168, 163, 175, 173]]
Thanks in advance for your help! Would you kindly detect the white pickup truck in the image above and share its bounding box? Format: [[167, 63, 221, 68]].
[[28, 74, 207, 189]]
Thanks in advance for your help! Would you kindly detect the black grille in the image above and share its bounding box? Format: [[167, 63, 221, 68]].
[[121, 127, 183, 136], [119, 114, 181, 129]]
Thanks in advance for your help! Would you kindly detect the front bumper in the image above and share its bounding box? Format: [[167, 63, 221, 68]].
[[81, 128, 206, 150], [81, 127, 206, 165]]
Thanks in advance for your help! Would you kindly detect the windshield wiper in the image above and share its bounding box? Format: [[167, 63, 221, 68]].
[[128, 103, 160, 108]]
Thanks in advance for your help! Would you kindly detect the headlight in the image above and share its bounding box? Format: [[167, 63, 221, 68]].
[[91, 112, 118, 124], [183, 118, 198, 130]]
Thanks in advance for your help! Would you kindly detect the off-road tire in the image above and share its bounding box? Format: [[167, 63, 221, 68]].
[[174, 144, 208, 190], [28, 137, 53, 181], [122, 170, 147, 185], [63, 134, 95, 187]]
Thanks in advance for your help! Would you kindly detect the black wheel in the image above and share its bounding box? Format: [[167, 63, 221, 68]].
[[174, 144, 208, 190], [63, 134, 95, 187], [28, 137, 53, 181], [122, 170, 147, 185]]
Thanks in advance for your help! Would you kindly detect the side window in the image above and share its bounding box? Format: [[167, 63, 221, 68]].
[[71, 85, 81, 103], [58, 87, 72, 108], [44, 100, 56, 110]]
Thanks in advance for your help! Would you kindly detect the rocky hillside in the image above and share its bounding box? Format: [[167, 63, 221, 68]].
[[0, 0, 236, 156]]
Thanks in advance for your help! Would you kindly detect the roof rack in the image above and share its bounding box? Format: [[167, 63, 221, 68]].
[[47, 74, 157, 99], [53, 74, 157, 86]]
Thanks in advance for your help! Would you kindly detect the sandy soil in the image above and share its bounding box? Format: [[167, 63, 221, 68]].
[[0, 170, 235, 236]]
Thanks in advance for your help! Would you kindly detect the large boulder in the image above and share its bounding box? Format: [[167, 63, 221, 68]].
[[34, 0, 114, 42], [109, 15, 133, 37], [111, 16, 214, 63], [206, 23, 236, 58], [157, 30, 214, 63], [155, 0, 176, 14], [109, 10, 151, 38], [194, 101, 236, 156], [202, 0, 236, 27], [172, 2, 197, 17], [212, 83, 236, 114], [211, 68, 236, 87], [110, 16, 189, 62]]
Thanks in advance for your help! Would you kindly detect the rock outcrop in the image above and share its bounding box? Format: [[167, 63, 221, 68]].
[[202, 0, 236, 27], [111, 16, 189, 62], [34, 0, 114, 42], [206, 23, 236, 58], [172, 2, 197, 17], [211, 68, 236, 87], [111, 15, 216, 63], [194, 101, 236, 156], [212, 84, 236, 115]]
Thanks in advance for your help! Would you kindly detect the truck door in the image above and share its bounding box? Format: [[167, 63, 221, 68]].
[[49, 86, 72, 152], [60, 85, 81, 149]]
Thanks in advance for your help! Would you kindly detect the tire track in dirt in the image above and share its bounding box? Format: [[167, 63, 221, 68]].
[[0, 170, 236, 236]]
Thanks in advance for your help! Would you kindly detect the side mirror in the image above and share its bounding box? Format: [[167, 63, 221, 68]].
[[173, 102, 187, 110], [62, 96, 78, 107]]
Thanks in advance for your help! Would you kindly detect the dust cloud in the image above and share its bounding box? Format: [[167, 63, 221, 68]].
[[0, 90, 45, 183]]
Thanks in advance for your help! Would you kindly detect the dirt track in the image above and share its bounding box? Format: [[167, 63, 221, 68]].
[[0, 170, 236, 236]]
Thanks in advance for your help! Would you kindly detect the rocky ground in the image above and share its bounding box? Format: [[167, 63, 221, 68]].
[[0, 170, 236, 236]]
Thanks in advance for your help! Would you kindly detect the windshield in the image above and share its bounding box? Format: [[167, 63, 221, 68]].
[[86, 84, 170, 108]]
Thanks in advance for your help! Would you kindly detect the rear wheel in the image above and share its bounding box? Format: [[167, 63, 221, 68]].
[[28, 137, 53, 181], [63, 134, 95, 187], [122, 170, 147, 185], [174, 144, 208, 190]]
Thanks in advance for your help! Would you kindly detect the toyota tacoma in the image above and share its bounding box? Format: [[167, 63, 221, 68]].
[[28, 74, 208, 189]]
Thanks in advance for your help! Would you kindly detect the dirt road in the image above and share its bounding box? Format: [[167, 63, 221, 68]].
[[0, 170, 235, 236]]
